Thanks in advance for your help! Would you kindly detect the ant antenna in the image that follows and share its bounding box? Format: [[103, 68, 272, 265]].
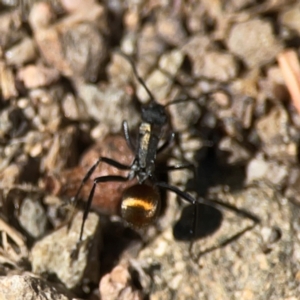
[[117, 51, 156, 103]]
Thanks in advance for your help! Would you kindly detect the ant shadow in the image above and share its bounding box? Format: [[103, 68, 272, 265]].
[[172, 139, 259, 255], [173, 203, 223, 241]]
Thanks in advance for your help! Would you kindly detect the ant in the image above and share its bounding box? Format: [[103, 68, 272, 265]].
[[70, 52, 198, 249], [70, 52, 260, 260]]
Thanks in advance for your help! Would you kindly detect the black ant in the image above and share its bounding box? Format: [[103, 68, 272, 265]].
[[70, 52, 260, 260], [70, 52, 197, 248]]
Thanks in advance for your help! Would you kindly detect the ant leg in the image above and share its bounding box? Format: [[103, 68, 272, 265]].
[[155, 182, 260, 261], [192, 196, 260, 261], [122, 121, 135, 152], [79, 175, 129, 242], [68, 157, 131, 230], [199, 197, 260, 224], [157, 162, 199, 254], [157, 162, 195, 173], [157, 132, 175, 154], [157, 162, 198, 197], [72, 157, 131, 206], [155, 181, 196, 205], [155, 180, 199, 261], [71, 175, 128, 259], [167, 163, 198, 253]]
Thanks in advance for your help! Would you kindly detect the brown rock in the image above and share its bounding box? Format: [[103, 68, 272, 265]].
[[46, 135, 135, 215]]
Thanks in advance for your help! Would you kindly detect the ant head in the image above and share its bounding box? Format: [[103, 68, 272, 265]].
[[141, 102, 168, 126], [120, 184, 161, 227]]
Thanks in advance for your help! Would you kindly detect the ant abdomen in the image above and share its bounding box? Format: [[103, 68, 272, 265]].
[[120, 184, 161, 228]]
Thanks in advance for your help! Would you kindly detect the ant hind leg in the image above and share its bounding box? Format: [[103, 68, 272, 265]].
[[67, 156, 131, 230], [71, 174, 129, 260]]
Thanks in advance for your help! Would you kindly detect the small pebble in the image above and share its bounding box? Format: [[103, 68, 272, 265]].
[[227, 19, 283, 67]]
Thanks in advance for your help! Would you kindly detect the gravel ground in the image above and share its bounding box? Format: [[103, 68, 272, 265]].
[[0, 0, 300, 299]]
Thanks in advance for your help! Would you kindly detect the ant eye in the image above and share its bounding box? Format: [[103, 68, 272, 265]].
[[121, 184, 160, 228]]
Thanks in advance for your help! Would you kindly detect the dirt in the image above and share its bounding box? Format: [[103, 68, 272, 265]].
[[0, 0, 299, 299]]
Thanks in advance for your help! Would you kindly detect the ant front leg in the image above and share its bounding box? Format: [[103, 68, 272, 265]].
[[122, 121, 136, 152], [157, 132, 176, 154], [157, 162, 196, 174]]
